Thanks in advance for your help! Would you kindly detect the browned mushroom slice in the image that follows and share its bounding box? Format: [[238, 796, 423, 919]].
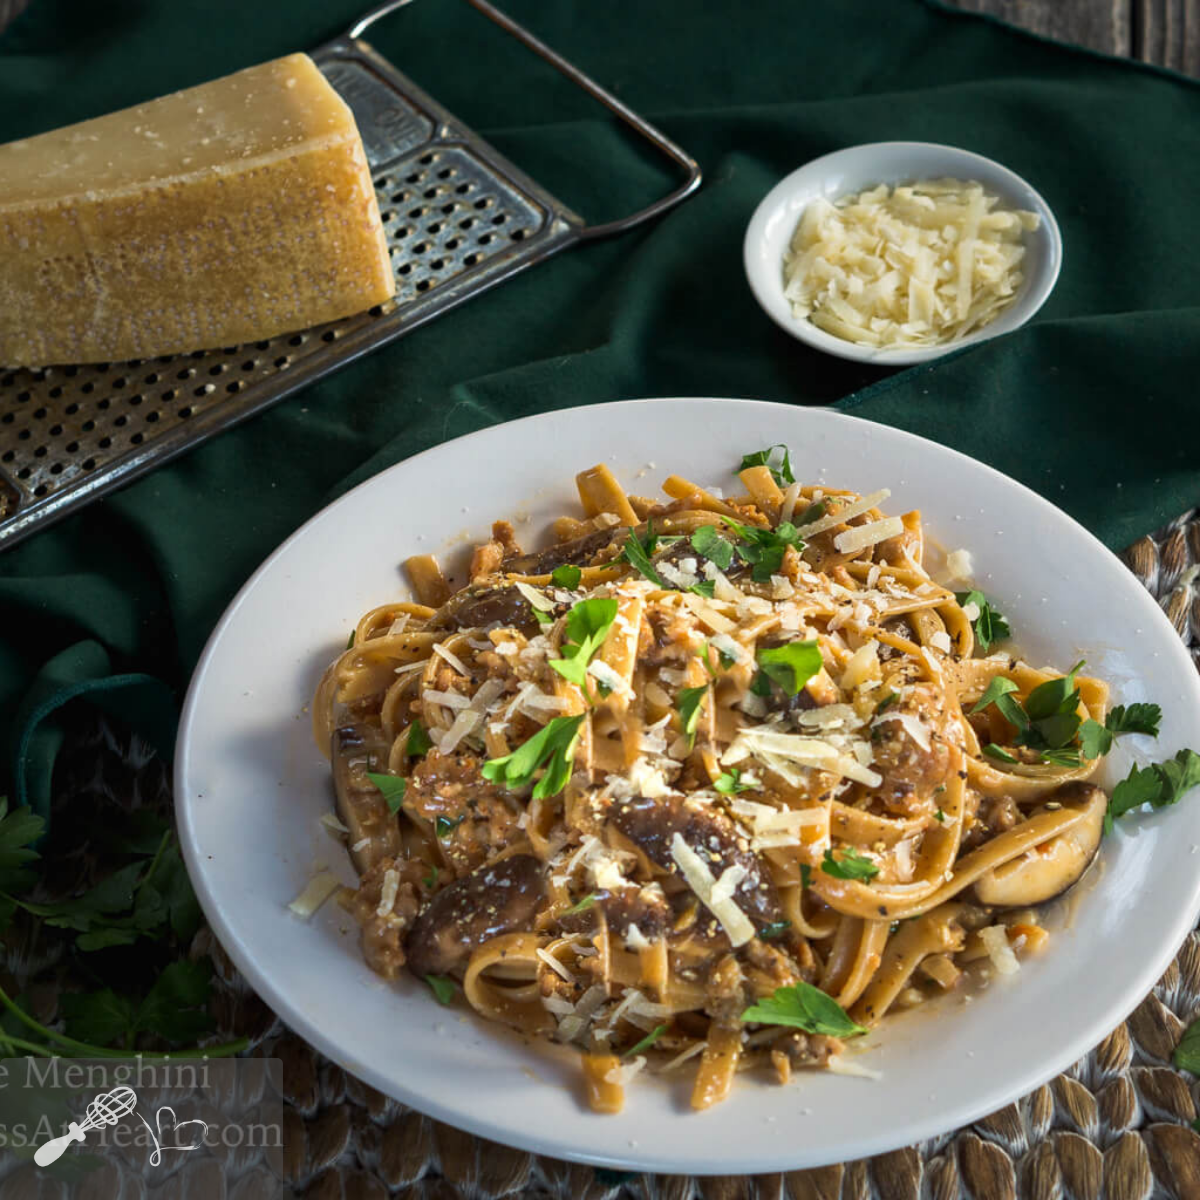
[[428, 583, 542, 634], [504, 525, 623, 575], [609, 795, 783, 927], [331, 723, 401, 875], [974, 782, 1106, 907], [406, 854, 544, 978]]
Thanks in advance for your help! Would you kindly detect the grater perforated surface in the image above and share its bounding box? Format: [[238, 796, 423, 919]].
[[0, 1, 700, 549]]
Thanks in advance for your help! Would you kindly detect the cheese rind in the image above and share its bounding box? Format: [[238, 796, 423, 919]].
[[0, 54, 395, 366]]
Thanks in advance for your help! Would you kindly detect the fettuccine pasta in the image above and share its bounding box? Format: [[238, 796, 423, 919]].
[[312, 455, 1123, 1112]]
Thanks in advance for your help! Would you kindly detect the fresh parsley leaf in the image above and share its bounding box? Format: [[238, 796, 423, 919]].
[[1106, 703, 1162, 737], [406, 720, 433, 758], [1079, 718, 1112, 760], [821, 847, 879, 882], [562, 893, 597, 917], [756, 640, 822, 696], [984, 743, 1018, 763], [346, 630, 356, 650], [955, 590, 1011, 654], [934, 808, 946, 823], [800, 863, 813, 888], [624, 1024, 668, 1057], [621, 525, 666, 587], [435, 814, 465, 839], [1040, 747, 1082, 768], [368, 772, 407, 815], [713, 769, 756, 795], [720, 516, 805, 582], [552, 564, 582, 589], [796, 500, 827, 526], [135, 959, 214, 1044], [740, 982, 866, 1037], [758, 920, 791, 941], [691, 524, 735, 570], [0, 798, 45, 893], [971, 676, 1020, 716], [738, 444, 795, 487], [425, 975, 456, 1006], [749, 670, 772, 697], [875, 691, 898, 714], [533, 608, 554, 626], [689, 580, 716, 598], [423, 864, 439, 889], [59, 988, 135, 1047], [482, 714, 586, 800], [1172, 1015, 1200, 1074], [1105, 749, 1200, 833], [549, 597, 620, 688], [1024, 661, 1085, 722], [678, 685, 709, 749]]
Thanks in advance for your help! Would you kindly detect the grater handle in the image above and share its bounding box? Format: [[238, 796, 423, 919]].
[[342, 0, 702, 241]]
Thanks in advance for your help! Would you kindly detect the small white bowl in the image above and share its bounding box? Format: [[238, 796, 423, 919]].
[[743, 141, 1063, 365]]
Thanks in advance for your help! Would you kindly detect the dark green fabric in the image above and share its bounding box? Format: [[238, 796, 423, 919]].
[[2, 0, 1198, 815]]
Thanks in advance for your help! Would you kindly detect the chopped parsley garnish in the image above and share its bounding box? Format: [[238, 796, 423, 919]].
[[821, 847, 879, 882], [405, 720, 432, 758], [758, 920, 791, 941], [1105, 749, 1200, 834], [688, 579, 717, 598], [624, 1024, 668, 1057], [1080, 703, 1163, 759], [983, 744, 1017, 763], [425, 975, 456, 1005], [562, 893, 597, 917], [973, 663, 1090, 763], [1174, 1014, 1200, 1074], [875, 690, 898, 714], [691, 524, 736, 571], [482, 714, 586, 800], [721, 515, 805, 582], [955, 590, 1010, 654], [551, 564, 582, 589], [795, 499, 827, 526], [533, 607, 554, 627], [423, 864, 439, 889], [713, 768, 756, 795], [800, 863, 813, 888], [549, 597, 619, 688], [738, 444, 795, 487], [749, 670, 773, 697], [934, 808, 946, 823], [346, 630, 356, 650], [756, 640, 822, 696], [740, 982, 866, 1037], [621, 524, 667, 587], [678, 685, 709, 749], [435, 814, 465, 839], [367, 772, 407, 815]]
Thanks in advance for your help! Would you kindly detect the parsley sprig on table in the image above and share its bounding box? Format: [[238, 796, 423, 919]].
[[0, 797, 245, 1059]]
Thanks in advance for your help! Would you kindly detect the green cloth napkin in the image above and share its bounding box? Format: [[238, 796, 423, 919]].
[[2, 0, 1198, 818]]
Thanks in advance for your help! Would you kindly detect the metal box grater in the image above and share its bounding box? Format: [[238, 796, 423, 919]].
[[0, 0, 700, 550]]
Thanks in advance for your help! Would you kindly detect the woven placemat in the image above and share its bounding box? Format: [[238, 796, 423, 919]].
[[3, 512, 1191, 1200]]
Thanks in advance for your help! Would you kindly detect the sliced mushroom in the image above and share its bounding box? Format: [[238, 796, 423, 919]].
[[609, 795, 783, 927], [332, 723, 401, 875], [406, 854, 544, 978], [974, 782, 1106, 907], [428, 583, 542, 634]]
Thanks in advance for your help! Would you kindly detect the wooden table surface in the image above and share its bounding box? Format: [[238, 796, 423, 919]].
[[948, 0, 1197, 74]]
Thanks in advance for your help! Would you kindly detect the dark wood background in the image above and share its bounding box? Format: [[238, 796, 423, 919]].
[[948, 0, 1197, 74]]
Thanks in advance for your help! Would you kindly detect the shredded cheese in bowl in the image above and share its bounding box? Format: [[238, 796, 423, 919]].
[[783, 178, 1039, 350]]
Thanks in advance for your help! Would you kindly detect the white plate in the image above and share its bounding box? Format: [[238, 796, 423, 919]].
[[177, 398, 1200, 1174], [743, 142, 1063, 365]]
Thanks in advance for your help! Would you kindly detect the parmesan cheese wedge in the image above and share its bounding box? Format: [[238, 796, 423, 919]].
[[0, 54, 394, 366]]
